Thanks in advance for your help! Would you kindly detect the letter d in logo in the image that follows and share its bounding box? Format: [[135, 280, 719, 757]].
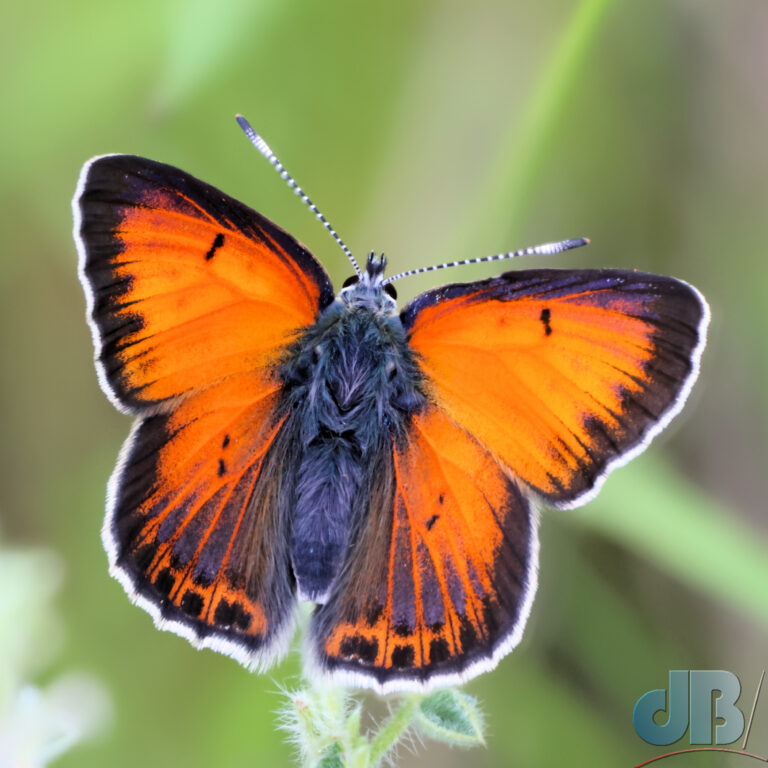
[[633, 670, 689, 746]]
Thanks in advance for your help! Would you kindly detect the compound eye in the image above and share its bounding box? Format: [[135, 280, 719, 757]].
[[384, 283, 397, 300], [342, 275, 359, 289]]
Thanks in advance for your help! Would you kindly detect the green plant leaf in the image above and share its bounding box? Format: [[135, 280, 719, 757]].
[[314, 741, 344, 768], [415, 689, 485, 747]]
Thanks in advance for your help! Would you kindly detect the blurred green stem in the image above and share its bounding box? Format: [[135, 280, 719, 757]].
[[583, 455, 768, 633], [456, 0, 614, 257]]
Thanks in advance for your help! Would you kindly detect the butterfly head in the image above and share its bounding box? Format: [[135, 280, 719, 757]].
[[339, 251, 398, 315]]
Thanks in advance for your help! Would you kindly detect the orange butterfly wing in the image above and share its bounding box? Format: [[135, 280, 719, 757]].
[[309, 406, 537, 692], [75, 155, 333, 665], [401, 269, 709, 507], [76, 154, 333, 412]]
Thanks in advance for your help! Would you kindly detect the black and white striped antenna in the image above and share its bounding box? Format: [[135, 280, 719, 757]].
[[382, 237, 590, 285], [236, 114, 362, 278]]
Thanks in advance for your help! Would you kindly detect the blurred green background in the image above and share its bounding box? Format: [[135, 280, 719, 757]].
[[1, 0, 767, 765]]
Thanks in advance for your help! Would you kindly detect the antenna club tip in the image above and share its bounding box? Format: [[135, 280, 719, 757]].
[[560, 237, 589, 251]]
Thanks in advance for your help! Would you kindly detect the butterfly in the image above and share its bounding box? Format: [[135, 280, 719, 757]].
[[73, 116, 709, 694]]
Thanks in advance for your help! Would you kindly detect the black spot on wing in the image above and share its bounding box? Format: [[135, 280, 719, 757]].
[[339, 634, 378, 663], [394, 621, 412, 638], [214, 598, 252, 631], [458, 614, 478, 652], [205, 232, 225, 261], [429, 637, 450, 664], [540, 307, 552, 336], [180, 590, 204, 618], [155, 568, 175, 598], [390, 644, 415, 669]]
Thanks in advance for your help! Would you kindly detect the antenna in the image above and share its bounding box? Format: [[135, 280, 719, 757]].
[[236, 114, 362, 277], [383, 237, 590, 285]]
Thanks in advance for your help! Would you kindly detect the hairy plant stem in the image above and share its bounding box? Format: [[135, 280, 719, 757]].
[[367, 696, 422, 767]]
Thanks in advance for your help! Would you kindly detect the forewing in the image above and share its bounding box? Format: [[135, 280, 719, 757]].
[[402, 269, 709, 507], [106, 370, 298, 668], [309, 407, 538, 692], [74, 154, 334, 413]]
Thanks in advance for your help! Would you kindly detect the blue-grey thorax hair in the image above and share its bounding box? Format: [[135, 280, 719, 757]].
[[277, 253, 426, 603]]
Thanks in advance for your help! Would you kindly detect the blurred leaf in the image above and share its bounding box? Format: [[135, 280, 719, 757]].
[[415, 689, 485, 748], [0, 675, 111, 767], [0, 547, 63, 690], [0, 541, 110, 767]]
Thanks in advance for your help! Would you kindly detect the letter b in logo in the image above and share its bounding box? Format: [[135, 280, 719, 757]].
[[633, 670, 744, 746]]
